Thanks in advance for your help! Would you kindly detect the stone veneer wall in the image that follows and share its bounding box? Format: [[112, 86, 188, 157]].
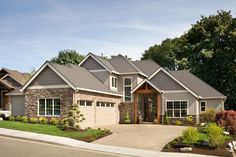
[[25, 88, 74, 117], [119, 102, 134, 124], [160, 115, 197, 125]]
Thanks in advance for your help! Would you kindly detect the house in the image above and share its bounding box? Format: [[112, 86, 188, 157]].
[[0, 68, 29, 112], [8, 53, 226, 127]]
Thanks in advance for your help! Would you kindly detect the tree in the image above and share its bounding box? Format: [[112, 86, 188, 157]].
[[142, 10, 236, 109], [51, 49, 84, 65]]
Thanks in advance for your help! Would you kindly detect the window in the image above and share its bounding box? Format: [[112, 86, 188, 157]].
[[111, 76, 118, 88], [79, 100, 93, 107], [96, 101, 115, 107], [200, 101, 206, 112], [124, 77, 132, 102], [166, 101, 188, 118], [38, 99, 61, 116]]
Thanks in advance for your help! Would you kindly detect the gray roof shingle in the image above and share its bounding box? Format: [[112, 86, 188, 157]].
[[133, 60, 161, 76], [170, 70, 226, 98]]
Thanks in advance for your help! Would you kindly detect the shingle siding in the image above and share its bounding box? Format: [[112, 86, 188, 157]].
[[29, 66, 67, 86], [150, 71, 185, 90]]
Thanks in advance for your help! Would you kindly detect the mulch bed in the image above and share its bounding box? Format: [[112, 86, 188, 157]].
[[162, 136, 236, 157]]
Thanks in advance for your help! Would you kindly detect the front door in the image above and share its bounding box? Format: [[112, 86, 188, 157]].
[[138, 93, 157, 122]]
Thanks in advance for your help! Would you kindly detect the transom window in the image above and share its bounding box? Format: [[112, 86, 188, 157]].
[[111, 76, 118, 88], [124, 77, 132, 102], [79, 100, 93, 106], [166, 101, 187, 118], [200, 101, 206, 112], [96, 102, 115, 107], [38, 99, 61, 116]]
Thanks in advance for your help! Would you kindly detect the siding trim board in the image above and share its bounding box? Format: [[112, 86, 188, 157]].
[[28, 85, 71, 89]]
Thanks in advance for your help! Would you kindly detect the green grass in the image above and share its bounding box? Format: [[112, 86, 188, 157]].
[[0, 121, 110, 142]]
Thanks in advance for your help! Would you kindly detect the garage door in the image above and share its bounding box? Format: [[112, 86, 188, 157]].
[[79, 100, 118, 127], [95, 102, 117, 126], [11, 95, 25, 116]]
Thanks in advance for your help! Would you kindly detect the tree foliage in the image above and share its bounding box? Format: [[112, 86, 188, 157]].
[[51, 49, 84, 65], [142, 10, 236, 109]]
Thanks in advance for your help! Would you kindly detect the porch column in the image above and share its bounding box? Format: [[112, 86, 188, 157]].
[[134, 92, 137, 123], [156, 93, 161, 124]]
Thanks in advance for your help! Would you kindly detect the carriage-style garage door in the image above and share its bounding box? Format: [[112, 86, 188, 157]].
[[79, 100, 118, 127]]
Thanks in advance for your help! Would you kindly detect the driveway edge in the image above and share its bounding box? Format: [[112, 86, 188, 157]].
[[0, 128, 216, 157]]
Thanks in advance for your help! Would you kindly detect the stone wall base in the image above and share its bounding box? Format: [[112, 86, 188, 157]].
[[119, 102, 134, 124]]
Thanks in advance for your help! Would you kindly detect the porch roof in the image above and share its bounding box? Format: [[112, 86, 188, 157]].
[[131, 79, 162, 93]]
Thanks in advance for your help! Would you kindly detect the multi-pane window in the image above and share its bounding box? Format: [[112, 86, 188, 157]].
[[38, 99, 60, 116], [200, 101, 206, 112], [96, 102, 115, 107], [111, 76, 118, 88], [124, 77, 132, 102], [79, 100, 93, 106], [166, 101, 187, 118]]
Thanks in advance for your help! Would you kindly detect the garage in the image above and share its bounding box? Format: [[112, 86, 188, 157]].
[[10, 95, 25, 116], [79, 100, 118, 127]]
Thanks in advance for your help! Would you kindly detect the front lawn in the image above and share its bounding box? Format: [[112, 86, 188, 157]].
[[0, 121, 111, 142]]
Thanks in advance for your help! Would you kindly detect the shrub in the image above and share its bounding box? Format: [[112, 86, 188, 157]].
[[29, 117, 38, 123], [58, 104, 85, 130], [206, 123, 225, 148], [57, 118, 70, 130], [186, 116, 193, 125], [38, 117, 48, 124], [216, 110, 236, 134], [124, 111, 131, 124], [0, 113, 6, 120], [49, 118, 59, 125], [21, 116, 28, 123], [199, 109, 216, 123], [9, 116, 15, 121], [175, 120, 182, 125], [163, 112, 169, 125], [15, 116, 23, 121], [182, 127, 199, 145]]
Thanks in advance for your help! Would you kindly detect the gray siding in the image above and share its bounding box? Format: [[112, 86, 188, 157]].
[[199, 99, 224, 112], [11, 95, 25, 116], [81, 57, 105, 70], [161, 92, 197, 115], [150, 71, 184, 90], [29, 66, 66, 86], [91, 71, 110, 87]]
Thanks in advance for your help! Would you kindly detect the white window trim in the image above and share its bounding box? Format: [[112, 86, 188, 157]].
[[110, 76, 118, 91], [123, 77, 132, 102], [200, 101, 207, 112], [37, 98, 61, 117], [96, 101, 115, 107], [78, 100, 93, 107], [165, 100, 189, 118]]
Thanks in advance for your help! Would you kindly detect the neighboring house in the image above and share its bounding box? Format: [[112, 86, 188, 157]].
[[0, 68, 29, 112], [8, 53, 226, 127]]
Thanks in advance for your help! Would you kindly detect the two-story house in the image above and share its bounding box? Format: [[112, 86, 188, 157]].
[[8, 53, 226, 127]]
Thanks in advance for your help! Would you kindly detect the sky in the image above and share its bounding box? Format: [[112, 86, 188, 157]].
[[0, 0, 236, 72]]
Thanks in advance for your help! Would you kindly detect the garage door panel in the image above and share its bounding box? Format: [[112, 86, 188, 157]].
[[95, 107, 117, 126], [80, 106, 94, 127]]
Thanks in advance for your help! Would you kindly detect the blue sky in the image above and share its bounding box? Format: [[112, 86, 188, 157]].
[[0, 0, 236, 72]]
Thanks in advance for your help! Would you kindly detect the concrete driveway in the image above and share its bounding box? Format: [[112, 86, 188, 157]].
[[93, 124, 187, 151]]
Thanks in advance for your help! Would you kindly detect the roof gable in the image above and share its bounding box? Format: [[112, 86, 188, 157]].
[[150, 71, 185, 90], [132, 60, 161, 76]]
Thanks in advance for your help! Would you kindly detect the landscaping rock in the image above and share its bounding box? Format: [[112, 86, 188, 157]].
[[0, 117, 3, 121], [224, 131, 230, 135], [200, 123, 206, 127], [180, 147, 192, 152]]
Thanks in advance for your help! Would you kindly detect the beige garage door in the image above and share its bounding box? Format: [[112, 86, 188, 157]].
[[79, 101, 118, 127], [95, 102, 117, 126]]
